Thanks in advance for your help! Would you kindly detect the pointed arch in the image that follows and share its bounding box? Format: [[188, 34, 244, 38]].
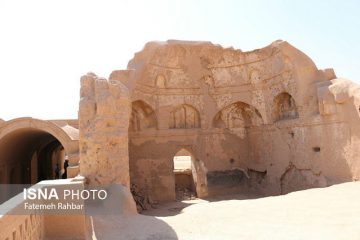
[[272, 92, 298, 122], [130, 100, 157, 132], [213, 102, 263, 128], [169, 104, 201, 129]]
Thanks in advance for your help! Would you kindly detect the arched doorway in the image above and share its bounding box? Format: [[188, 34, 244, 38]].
[[173, 148, 197, 200], [0, 128, 66, 184], [0, 118, 79, 184]]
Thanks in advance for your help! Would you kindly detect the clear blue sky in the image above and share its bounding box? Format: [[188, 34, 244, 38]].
[[0, 0, 359, 120]]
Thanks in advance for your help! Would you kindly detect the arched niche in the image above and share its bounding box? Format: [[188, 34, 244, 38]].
[[0, 129, 65, 184], [169, 104, 201, 129], [155, 74, 166, 88], [129, 100, 157, 132], [272, 92, 299, 122], [213, 102, 263, 128]]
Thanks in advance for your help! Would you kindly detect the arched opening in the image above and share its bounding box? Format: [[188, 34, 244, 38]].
[[155, 74, 166, 88], [213, 101, 263, 128], [129, 100, 157, 132], [272, 92, 299, 122], [0, 128, 67, 184], [173, 149, 197, 200], [169, 104, 201, 129]]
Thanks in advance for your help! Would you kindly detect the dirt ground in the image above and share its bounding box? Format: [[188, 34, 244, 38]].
[[91, 182, 360, 240]]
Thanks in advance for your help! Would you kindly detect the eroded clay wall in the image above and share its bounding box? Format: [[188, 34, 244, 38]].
[[118, 40, 360, 202], [79, 73, 131, 187], [129, 130, 250, 202], [77, 40, 360, 203]]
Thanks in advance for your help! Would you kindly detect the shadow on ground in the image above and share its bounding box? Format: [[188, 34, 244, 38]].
[[90, 214, 178, 240], [142, 192, 263, 217], [86, 184, 179, 240], [142, 201, 195, 217]]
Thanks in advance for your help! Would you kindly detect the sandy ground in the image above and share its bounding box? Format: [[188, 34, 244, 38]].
[[92, 182, 360, 240]]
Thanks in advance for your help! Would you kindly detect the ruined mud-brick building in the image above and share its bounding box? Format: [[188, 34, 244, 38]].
[[1, 40, 360, 204]]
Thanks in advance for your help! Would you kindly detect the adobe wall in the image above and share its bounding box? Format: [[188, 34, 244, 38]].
[[78, 73, 138, 215], [79, 40, 360, 203], [0, 178, 87, 240], [78, 73, 132, 187]]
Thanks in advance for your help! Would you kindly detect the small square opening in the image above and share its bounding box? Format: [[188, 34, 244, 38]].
[[313, 147, 321, 152]]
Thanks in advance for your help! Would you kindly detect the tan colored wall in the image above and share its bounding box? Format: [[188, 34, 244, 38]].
[[0, 214, 44, 240], [44, 215, 86, 240], [78, 73, 132, 187]]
